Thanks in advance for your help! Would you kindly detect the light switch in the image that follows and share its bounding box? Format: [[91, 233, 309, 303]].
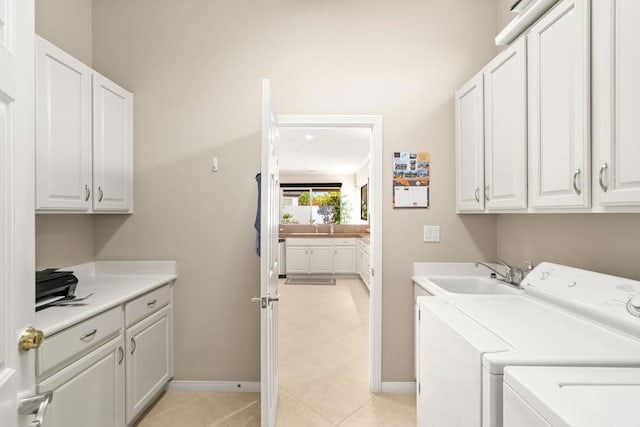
[[423, 225, 440, 243], [212, 157, 219, 172]]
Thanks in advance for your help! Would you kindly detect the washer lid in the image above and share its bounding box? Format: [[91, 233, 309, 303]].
[[505, 367, 640, 427], [429, 295, 640, 374]]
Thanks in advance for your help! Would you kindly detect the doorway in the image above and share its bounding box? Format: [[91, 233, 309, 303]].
[[277, 115, 383, 393]]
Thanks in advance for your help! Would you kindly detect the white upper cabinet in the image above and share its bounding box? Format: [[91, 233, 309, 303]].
[[527, 0, 591, 209], [455, 72, 485, 212], [36, 36, 92, 211], [35, 36, 133, 213], [592, 0, 640, 208], [93, 73, 133, 212], [483, 36, 528, 210]]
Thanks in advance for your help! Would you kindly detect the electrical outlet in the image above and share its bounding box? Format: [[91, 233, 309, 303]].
[[423, 225, 440, 243]]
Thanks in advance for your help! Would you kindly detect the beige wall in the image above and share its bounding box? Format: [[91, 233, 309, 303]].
[[34, 0, 96, 269], [35, 0, 92, 65], [498, 215, 640, 280], [90, 0, 499, 382]]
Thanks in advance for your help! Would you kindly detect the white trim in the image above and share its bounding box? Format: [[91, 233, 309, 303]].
[[278, 115, 383, 393], [381, 382, 417, 393], [168, 380, 261, 393]]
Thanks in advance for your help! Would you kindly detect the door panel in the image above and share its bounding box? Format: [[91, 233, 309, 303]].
[[260, 79, 279, 427], [594, 0, 640, 206], [455, 73, 485, 212], [0, 0, 36, 425], [528, 0, 590, 208]]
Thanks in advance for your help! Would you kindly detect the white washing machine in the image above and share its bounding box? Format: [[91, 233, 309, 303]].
[[503, 366, 640, 427], [416, 262, 640, 427]]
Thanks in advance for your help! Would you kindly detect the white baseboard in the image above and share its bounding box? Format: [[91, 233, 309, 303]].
[[380, 382, 416, 393], [168, 380, 260, 393]]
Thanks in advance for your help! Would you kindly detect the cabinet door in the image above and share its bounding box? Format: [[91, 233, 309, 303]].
[[593, 0, 640, 207], [35, 36, 92, 211], [285, 246, 308, 274], [93, 73, 133, 212], [308, 246, 333, 274], [126, 306, 171, 424], [334, 246, 356, 274], [484, 37, 528, 210], [455, 72, 485, 212], [38, 336, 125, 427], [528, 0, 591, 209]]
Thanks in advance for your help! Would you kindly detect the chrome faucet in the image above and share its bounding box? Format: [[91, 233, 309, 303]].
[[474, 258, 525, 287]]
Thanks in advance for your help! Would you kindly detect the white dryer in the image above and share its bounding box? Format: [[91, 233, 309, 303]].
[[416, 262, 640, 427], [503, 366, 640, 427]]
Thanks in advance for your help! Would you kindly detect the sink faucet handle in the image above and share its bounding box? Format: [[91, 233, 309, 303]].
[[496, 258, 511, 269]]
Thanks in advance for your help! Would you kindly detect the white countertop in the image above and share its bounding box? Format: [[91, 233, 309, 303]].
[[35, 261, 177, 336]]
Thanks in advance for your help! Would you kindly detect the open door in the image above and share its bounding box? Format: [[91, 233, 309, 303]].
[[0, 1, 43, 427], [258, 79, 280, 426]]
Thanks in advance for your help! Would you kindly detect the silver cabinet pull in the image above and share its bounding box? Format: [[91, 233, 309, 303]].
[[147, 299, 157, 308], [118, 346, 124, 364], [599, 163, 608, 192], [572, 169, 582, 195], [84, 184, 91, 201], [484, 186, 490, 202], [474, 187, 480, 203], [19, 391, 53, 427], [130, 337, 137, 354], [80, 329, 97, 341], [98, 186, 104, 202]]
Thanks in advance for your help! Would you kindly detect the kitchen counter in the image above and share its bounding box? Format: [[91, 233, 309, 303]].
[[35, 261, 177, 337], [280, 232, 369, 239]]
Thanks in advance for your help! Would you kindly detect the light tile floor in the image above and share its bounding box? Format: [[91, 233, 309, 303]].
[[136, 278, 415, 426]]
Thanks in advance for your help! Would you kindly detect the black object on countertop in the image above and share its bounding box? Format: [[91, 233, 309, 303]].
[[36, 268, 78, 303]]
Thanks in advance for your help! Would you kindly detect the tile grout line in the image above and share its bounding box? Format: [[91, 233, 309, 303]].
[[334, 395, 375, 426], [279, 391, 337, 426], [207, 399, 259, 427]]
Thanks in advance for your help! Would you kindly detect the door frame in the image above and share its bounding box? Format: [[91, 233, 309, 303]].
[[278, 115, 383, 392]]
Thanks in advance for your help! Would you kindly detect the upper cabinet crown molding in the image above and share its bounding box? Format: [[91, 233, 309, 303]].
[[592, 0, 640, 209], [35, 35, 133, 214]]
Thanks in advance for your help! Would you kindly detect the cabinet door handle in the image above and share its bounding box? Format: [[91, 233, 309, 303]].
[[599, 163, 608, 192], [80, 329, 97, 341], [147, 299, 157, 308], [98, 186, 104, 202], [130, 338, 137, 354], [572, 169, 582, 195], [474, 187, 480, 203], [118, 346, 124, 364], [484, 186, 490, 202], [85, 184, 91, 201]]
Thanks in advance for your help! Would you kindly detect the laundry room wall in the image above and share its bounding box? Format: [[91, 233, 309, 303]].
[[91, 0, 500, 382]]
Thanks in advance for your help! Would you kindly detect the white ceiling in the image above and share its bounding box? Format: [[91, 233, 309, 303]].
[[278, 127, 370, 175]]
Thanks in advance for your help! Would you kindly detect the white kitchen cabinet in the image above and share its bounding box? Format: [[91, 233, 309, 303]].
[[527, 0, 591, 209], [35, 35, 133, 213], [125, 306, 171, 424], [38, 336, 125, 427], [93, 73, 133, 212], [35, 36, 93, 211], [334, 238, 357, 274], [308, 246, 333, 274], [455, 72, 485, 212], [358, 239, 370, 290], [285, 238, 333, 274], [592, 0, 640, 208], [483, 36, 528, 210]]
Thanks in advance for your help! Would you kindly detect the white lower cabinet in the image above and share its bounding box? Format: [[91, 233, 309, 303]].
[[308, 246, 333, 273], [38, 336, 125, 427], [36, 283, 174, 427], [358, 240, 370, 290], [125, 306, 172, 424], [334, 246, 357, 274]]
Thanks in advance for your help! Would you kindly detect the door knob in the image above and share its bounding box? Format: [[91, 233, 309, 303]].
[[19, 326, 44, 351]]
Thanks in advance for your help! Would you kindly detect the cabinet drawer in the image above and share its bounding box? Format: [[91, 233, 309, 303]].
[[125, 285, 170, 328], [37, 306, 122, 378]]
